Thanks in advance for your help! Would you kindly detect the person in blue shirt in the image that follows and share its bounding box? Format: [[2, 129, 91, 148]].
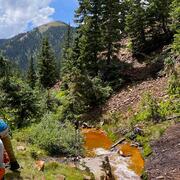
[[0, 119, 20, 171]]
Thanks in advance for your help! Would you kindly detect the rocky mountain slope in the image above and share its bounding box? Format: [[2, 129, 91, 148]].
[[0, 21, 74, 70], [103, 76, 168, 115]]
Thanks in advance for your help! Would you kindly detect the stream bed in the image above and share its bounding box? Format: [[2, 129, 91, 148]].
[[80, 128, 144, 180]]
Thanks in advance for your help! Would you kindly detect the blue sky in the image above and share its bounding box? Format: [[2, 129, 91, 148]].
[[0, 0, 79, 39], [51, 0, 78, 26]]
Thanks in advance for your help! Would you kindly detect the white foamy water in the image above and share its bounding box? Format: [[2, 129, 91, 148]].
[[109, 153, 140, 180], [81, 148, 140, 180]]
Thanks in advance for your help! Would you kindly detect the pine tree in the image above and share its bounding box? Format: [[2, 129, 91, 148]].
[[76, 0, 102, 76], [125, 0, 146, 54], [147, 0, 172, 34], [62, 24, 73, 60], [0, 55, 10, 79], [0, 77, 39, 128], [0, 56, 7, 78], [101, 0, 121, 63], [38, 38, 58, 89], [61, 24, 73, 78], [170, 0, 180, 54], [27, 57, 37, 88], [66, 24, 73, 49]]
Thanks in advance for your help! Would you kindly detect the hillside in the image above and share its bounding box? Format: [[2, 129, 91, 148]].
[[103, 77, 168, 114], [0, 0, 179, 179], [0, 21, 74, 70]]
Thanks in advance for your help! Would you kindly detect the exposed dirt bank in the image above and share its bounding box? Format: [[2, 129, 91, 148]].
[[103, 77, 167, 114], [145, 122, 180, 180]]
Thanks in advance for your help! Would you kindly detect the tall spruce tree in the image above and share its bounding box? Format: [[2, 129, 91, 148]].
[[0, 55, 8, 78], [170, 0, 180, 54], [27, 57, 37, 88], [147, 0, 172, 34], [101, 0, 121, 63], [63, 23, 73, 60], [76, 0, 102, 76], [125, 0, 146, 54], [61, 24, 73, 78], [38, 38, 58, 89]]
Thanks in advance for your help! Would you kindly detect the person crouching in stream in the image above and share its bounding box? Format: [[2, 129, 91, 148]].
[[0, 119, 20, 172]]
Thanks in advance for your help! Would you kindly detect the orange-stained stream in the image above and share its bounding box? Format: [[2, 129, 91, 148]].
[[82, 128, 112, 156], [119, 143, 144, 175], [82, 128, 144, 177]]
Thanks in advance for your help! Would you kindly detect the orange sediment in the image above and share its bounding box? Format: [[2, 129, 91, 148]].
[[119, 143, 144, 175], [82, 128, 112, 156], [82, 128, 144, 176]]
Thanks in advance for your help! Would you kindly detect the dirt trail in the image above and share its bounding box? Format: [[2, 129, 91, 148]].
[[145, 123, 180, 180]]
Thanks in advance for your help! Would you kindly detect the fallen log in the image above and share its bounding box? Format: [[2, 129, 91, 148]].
[[110, 138, 126, 150]]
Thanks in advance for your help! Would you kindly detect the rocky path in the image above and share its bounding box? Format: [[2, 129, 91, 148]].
[[145, 122, 180, 180]]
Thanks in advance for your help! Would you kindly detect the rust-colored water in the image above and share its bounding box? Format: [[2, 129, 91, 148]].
[[82, 128, 112, 156], [82, 128, 144, 176], [119, 143, 144, 175]]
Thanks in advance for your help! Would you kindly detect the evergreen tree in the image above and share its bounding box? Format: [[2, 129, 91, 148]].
[[125, 0, 146, 54], [147, 0, 172, 34], [0, 55, 8, 78], [38, 38, 58, 89], [119, 0, 130, 34], [76, 0, 102, 76], [61, 24, 73, 78], [101, 0, 121, 63], [27, 57, 37, 88], [0, 77, 39, 128], [65, 23, 73, 51], [170, 0, 180, 54]]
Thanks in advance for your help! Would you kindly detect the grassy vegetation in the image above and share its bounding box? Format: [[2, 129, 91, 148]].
[[5, 130, 92, 180], [135, 121, 174, 157]]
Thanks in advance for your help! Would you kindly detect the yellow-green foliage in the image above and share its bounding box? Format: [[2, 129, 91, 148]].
[[168, 71, 180, 95], [135, 121, 174, 157], [44, 162, 93, 180], [102, 111, 131, 141], [131, 93, 162, 125]]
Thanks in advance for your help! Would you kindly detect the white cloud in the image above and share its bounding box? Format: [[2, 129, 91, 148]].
[[0, 0, 55, 39]]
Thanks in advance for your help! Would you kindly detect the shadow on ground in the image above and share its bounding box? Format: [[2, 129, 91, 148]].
[[5, 170, 23, 180]]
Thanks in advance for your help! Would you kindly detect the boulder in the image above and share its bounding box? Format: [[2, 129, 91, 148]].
[[35, 160, 45, 171], [17, 146, 26, 151]]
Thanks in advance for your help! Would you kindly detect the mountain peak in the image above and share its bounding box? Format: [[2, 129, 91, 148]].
[[0, 21, 75, 70], [37, 21, 68, 33]]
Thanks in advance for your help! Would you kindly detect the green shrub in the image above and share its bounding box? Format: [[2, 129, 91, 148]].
[[29, 113, 84, 156], [158, 98, 180, 117], [103, 111, 131, 139], [136, 135, 152, 157], [172, 30, 180, 55], [168, 72, 180, 95], [45, 162, 60, 170], [132, 93, 163, 124], [141, 171, 148, 180]]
